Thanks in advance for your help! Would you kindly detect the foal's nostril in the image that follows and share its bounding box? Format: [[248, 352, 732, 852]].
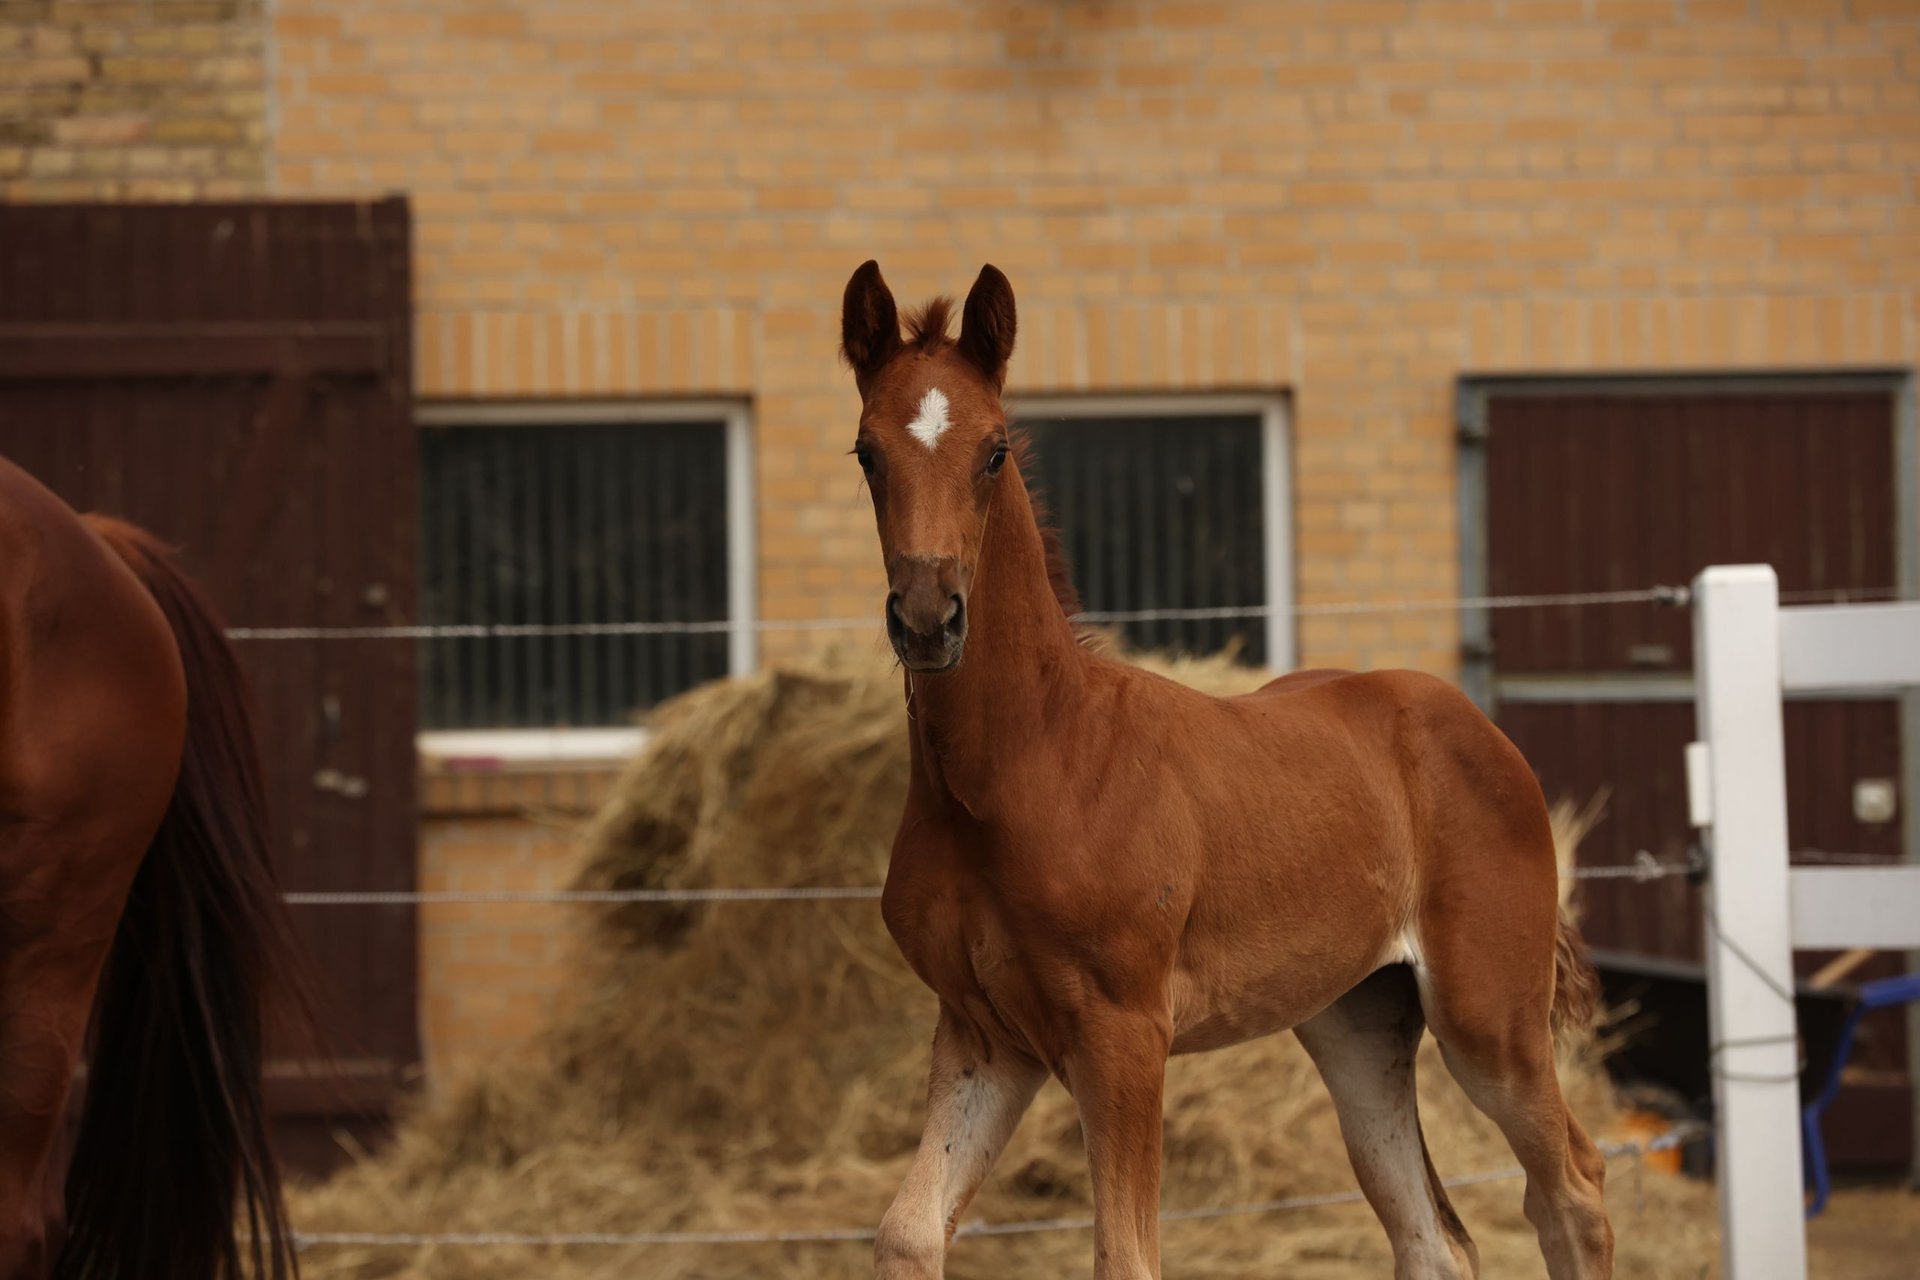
[[886, 592, 905, 627], [942, 595, 962, 628]]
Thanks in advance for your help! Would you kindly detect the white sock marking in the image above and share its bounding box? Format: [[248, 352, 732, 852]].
[[906, 387, 951, 450]]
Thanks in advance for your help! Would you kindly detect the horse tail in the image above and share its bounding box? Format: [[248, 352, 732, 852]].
[[1549, 906, 1601, 1049], [56, 518, 302, 1280], [1544, 793, 1605, 1049]]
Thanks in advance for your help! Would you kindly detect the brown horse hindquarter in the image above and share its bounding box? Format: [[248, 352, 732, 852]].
[[0, 471, 185, 1278], [0, 455, 305, 1280], [844, 263, 1611, 1280]]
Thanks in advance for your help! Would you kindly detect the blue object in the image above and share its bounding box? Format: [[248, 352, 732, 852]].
[[1802, 971, 1920, 1217]]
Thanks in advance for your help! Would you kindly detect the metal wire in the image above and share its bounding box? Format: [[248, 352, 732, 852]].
[[228, 583, 1918, 640], [228, 584, 1708, 642], [289, 1123, 1704, 1250], [1565, 850, 1703, 882], [1080, 585, 1693, 624], [286, 857, 1703, 906], [1694, 839, 1876, 1086], [293, 1225, 878, 1248], [1704, 907, 1800, 1008], [227, 617, 855, 641], [283, 886, 883, 906]]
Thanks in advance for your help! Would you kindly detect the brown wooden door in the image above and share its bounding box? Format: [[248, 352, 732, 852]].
[[1468, 381, 1909, 1171], [0, 201, 418, 1173]]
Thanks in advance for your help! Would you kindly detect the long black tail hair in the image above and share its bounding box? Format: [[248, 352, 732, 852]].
[[56, 517, 306, 1280]]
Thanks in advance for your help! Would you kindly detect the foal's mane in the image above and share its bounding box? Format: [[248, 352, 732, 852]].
[[1008, 429, 1085, 622], [900, 294, 1087, 628], [903, 295, 956, 350]]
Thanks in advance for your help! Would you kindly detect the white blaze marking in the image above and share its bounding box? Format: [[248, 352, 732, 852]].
[[906, 387, 951, 451]]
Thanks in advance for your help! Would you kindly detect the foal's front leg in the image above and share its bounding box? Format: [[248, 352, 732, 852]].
[[875, 1009, 1045, 1279], [1066, 1007, 1171, 1280]]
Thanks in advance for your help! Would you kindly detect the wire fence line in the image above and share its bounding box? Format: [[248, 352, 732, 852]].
[[260, 580, 1877, 1252], [1564, 850, 1704, 882], [218, 582, 1917, 642], [1080, 586, 1693, 623], [281, 885, 885, 906], [226, 585, 1705, 642], [284, 848, 1910, 906], [289, 1122, 1703, 1251], [283, 854, 1714, 907]]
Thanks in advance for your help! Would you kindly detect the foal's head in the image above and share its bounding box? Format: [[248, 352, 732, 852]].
[[841, 259, 1018, 673]]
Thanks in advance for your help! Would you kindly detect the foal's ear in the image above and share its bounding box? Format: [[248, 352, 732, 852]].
[[958, 264, 1017, 389], [840, 259, 902, 393]]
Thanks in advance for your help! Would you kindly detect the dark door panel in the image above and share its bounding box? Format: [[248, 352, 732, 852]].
[[1475, 380, 1907, 1172], [0, 200, 417, 1175], [1485, 391, 1896, 676]]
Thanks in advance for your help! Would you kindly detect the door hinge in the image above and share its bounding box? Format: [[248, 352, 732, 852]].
[[1455, 387, 1489, 442]]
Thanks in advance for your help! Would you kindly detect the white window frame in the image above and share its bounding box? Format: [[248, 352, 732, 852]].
[[1006, 393, 1296, 672], [413, 398, 755, 766]]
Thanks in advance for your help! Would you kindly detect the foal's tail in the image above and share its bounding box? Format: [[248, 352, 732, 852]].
[[1550, 907, 1602, 1048], [57, 518, 304, 1280], [1544, 795, 1604, 1048]]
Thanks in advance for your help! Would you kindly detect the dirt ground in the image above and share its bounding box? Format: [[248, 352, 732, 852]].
[[1138, 1177, 1920, 1280], [1802, 1185, 1920, 1280], [856, 1175, 1920, 1278]]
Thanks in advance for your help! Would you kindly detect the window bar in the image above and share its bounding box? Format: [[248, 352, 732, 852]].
[[546, 427, 572, 726], [575, 430, 600, 726]]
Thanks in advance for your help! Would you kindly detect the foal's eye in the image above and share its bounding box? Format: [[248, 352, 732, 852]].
[[985, 442, 1009, 476], [854, 444, 876, 476]]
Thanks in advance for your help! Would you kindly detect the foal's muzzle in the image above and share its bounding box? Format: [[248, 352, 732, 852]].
[[886, 557, 968, 672]]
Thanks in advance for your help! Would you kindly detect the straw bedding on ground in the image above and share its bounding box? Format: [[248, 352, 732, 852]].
[[292, 646, 1794, 1278]]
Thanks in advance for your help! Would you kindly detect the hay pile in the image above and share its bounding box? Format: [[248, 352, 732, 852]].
[[292, 646, 1726, 1279]]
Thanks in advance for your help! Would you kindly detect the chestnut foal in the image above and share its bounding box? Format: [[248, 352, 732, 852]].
[[843, 261, 1613, 1280]]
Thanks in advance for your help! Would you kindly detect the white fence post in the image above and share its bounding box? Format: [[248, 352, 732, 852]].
[[1691, 565, 1808, 1280]]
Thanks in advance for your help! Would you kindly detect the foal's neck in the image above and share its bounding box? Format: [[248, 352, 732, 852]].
[[907, 466, 1087, 815]]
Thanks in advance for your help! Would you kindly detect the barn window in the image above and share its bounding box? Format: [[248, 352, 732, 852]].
[[415, 401, 755, 750], [1011, 396, 1294, 669]]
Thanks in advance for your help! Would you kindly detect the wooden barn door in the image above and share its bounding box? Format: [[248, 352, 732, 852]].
[[1463, 378, 1910, 1173], [0, 200, 418, 1173]]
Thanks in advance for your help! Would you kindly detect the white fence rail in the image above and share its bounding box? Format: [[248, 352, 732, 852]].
[[1687, 565, 1920, 1280]]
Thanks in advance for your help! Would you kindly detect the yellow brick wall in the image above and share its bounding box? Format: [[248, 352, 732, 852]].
[[2, 0, 266, 198], [270, 0, 1920, 675]]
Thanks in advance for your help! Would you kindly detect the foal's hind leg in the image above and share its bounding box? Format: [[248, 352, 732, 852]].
[[1416, 912, 1612, 1277], [1295, 966, 1478, 1279], [1429, 1034, 1610, 1280]]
